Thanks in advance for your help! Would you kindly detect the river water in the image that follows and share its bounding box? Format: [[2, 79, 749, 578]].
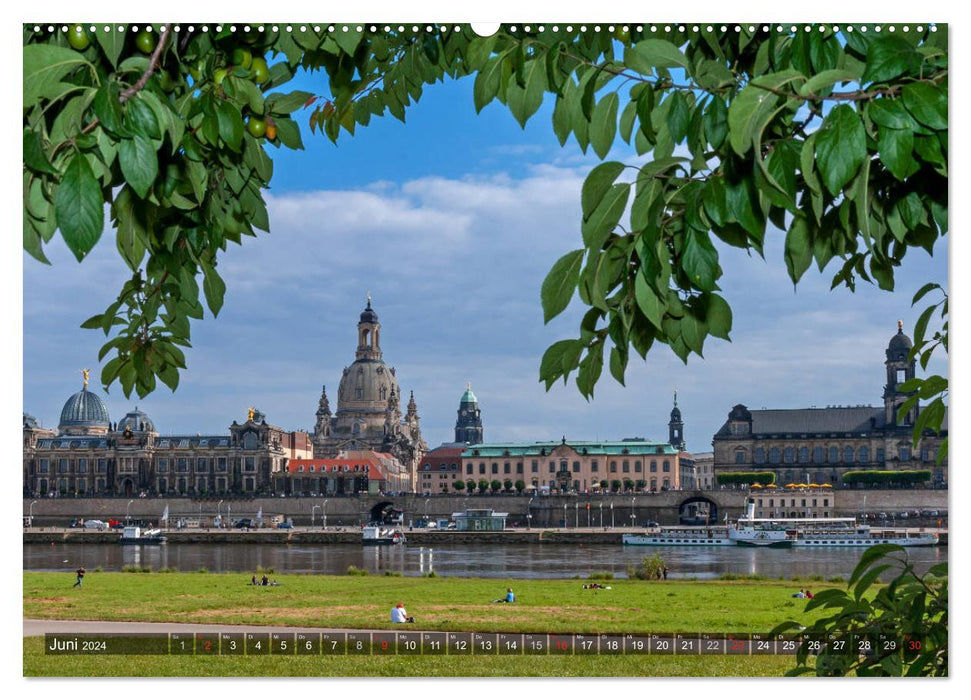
[[23, 543, 947, 580]]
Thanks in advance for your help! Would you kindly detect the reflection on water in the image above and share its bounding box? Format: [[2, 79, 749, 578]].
[[24, 543, 947, 580]]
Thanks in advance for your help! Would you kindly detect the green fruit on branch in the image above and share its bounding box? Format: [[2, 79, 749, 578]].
[[134, 29, 157, 54], [231, 47, 252, 69], [213, 68, 228, 86], [67, 25, 90, 50], [250, 57, 269, 84], [246, 117, 267, 138]]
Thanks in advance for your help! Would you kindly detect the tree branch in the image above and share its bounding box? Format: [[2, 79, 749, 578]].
[[119, 24, 173, 104]]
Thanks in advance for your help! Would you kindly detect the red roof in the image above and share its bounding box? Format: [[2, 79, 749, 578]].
[[286, 452, 405, 480]]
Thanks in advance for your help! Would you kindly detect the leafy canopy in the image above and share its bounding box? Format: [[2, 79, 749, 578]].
[[23, 23, 947, 449]]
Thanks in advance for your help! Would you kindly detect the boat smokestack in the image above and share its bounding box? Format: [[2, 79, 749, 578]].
[[746, 497, 756, 519]]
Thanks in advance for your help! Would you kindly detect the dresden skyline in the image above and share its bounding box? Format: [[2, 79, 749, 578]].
[[21, 36, 949, 456]]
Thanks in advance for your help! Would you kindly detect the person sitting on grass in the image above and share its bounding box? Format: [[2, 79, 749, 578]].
[[391, 602, 415, 623], [493, 588, 515, 603]]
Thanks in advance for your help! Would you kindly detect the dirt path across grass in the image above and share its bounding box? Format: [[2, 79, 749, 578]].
[[23, 618, 385, 637]]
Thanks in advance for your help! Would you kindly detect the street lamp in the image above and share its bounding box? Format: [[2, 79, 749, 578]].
[[312, 504, 320, 528], [599, 502, 603, 528], [563, 503, 567, 529], [424, 498, 431, 525], [322, 500, 328, 530], [217, 499, 223, 527], [630, 496, 636, 528], [575, 502, 579, 528], [28, 500, 37, 527], [526, 497, 534, 530], [126, 499, 134, 524], [610, 502, 614, 529]]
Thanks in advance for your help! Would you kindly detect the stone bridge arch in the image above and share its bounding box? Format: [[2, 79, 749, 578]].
[[677, 495, 720, 525], [368, 501, 403, 525]]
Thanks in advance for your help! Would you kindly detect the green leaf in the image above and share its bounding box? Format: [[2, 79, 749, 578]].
[[681, 312, 706, 356], [665, 91, 691, 143], [539, 339, 584, 389], [541, 249, 584, 323], [681, 230, 720, 292], [634, 271, 664, 329], [902, 82, 947, 131], [158, 362, 180, 392], [863, 37, 922, 83], [23, 129, 56, 174], [576, 340, 604, 398], [474, 50, 509, 113], [626, 40, 690, 71], [202, 264, 226, 316], [94, 27, 126, 69], [798, 68, 861, 96], [784, 217, 813, 285], [606, 342, 627, 387], [705, 293, 732, 340], [868, 98, 922, 131], [126, 95, 161, 139], [273, 117, 304, 150], [590, 92, 619, 159], [551, 96, 572, 146], [118, 135, 158, 199], [54, 151, 104, 261], [582, 183, 630, 252], [815, 104, 867, 195], [728, 70, 802, 156], [581, 161, 626, 219], [217, 101, 244, 152], [266, 90, 314, 115], [23, 44, 90, 105], [878, 127, 917, 181], [849, 544, 904, 586], [332, 27, 363, 55], [507, 60, 547, 128]]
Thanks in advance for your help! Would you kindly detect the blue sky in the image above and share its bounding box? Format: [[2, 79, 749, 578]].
[[21, 24, 950, 457]]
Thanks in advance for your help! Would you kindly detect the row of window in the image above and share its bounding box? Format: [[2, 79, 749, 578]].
[[36, 457, 259, 473], [735, 445, 927, 465], [756, 498, 830, 508], [463, 459, 672, 476]]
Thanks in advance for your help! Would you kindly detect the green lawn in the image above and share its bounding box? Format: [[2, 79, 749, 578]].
[[24, 571, 826, 677]]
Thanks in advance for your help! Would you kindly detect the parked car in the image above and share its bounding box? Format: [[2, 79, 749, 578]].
[[234, 518, 255, 529], [877, 512, 887, 520], [276, 522, 293, 529], [83, 519, 107, 530]]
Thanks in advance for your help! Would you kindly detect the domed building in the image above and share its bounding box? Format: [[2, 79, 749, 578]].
[[712, 321, 948, 495], [24, 372, 313, 498], [58, 374, 110, 436], [312, 298, 427, 488]]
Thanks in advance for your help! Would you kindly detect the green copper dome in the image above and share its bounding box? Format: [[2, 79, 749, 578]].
[[460, 384, 477, 404]]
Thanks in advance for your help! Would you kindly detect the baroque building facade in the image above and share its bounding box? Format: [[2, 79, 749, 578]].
[[311, 299, 427, 491], [23, 373, 313, 498], [712, 323, 948, 487], [462, 439, 682, 493]]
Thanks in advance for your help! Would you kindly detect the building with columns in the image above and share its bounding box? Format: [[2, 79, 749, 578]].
[[711, 322, 948, 487]]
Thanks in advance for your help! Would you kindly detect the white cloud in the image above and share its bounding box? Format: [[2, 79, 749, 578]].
[[23, 163, 948, 454]]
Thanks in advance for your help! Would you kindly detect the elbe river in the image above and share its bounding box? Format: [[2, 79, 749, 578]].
[[24, 542, 947, 580]]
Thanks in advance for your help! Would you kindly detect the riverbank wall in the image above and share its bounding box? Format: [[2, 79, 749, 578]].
[[23, 489, 947, 529]]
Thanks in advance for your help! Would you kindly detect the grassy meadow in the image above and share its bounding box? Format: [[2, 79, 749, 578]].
[[24, 570, 830, 677]]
